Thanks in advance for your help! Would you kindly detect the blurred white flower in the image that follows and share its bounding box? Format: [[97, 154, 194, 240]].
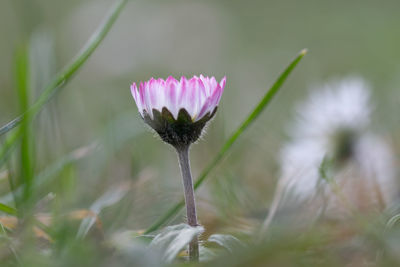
[[280, 140, 324, 200], [279, 77, 398, 218], [291, 77, 371, 146]]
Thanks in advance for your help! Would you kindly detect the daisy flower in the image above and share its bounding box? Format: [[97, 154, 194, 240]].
[[279, 77, 397, 218], [130, 75, 226, 261]]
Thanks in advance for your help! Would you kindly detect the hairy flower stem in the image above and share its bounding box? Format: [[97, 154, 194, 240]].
[[176, 145, 199, 261]]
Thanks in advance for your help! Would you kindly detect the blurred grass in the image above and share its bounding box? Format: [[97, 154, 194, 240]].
[[0, 0, 127, 137], [15, 47, 35, 209], [0, 0, 399, 266]]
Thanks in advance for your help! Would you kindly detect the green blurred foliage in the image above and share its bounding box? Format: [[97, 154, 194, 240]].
[[0, 0, 399, 266]]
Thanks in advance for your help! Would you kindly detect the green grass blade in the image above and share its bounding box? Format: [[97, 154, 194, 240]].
[[144, 49, 308, 234], [1, 111, 144, 204], [0, 202, 17, 216], [0, 143, 96, 205], [15, 47, 35, 204], [0, 130, 21, 168], [0, 0, 128, 136]]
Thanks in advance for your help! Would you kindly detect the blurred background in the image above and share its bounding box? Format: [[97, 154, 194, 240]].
[[0, 0, 400, 265]]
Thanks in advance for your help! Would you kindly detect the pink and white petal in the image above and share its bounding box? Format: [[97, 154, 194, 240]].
[[197, 77, 207, 101], [184, 77, 199, 117], [208, 77, 224, 105], [143, 80, 154, 118], [200, 75, 212, 95], [178, 76, 188, 109], [148, 78, 160, 111], [209, 77, 218, 93], [155, 78, 166, 111], [179, 76, 195, 116], [193, 78, 206, 120], [197, 97, 212, 119], [219, 76, 226, 91], [172, 77, 182, 112], [215, 77, 226, 106], [209, 85, 223, 110], [216, 85, 224, 105], [130, 83, 143, 116], [139, 82, 147, 115], [130, 83, 138, 103], [166, 76, 179, 118]]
